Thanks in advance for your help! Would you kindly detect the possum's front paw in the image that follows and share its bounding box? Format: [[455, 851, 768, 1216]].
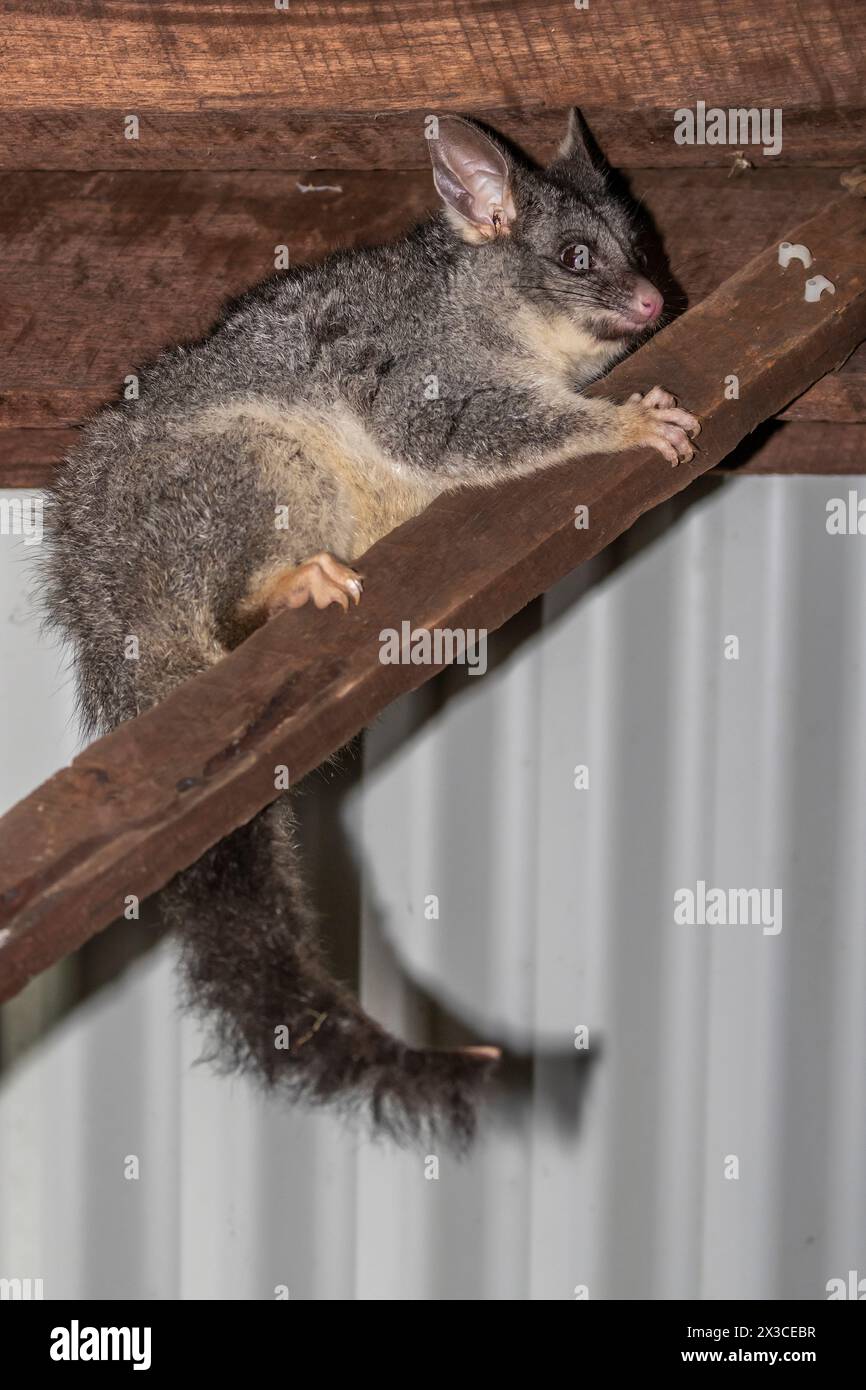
[[623, 385, 700, 466]]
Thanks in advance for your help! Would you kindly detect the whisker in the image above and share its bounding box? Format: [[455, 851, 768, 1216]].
[[516, 282, 596, 301]]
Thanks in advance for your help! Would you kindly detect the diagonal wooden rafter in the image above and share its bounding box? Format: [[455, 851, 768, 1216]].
[[1, 189, 866, 1002]]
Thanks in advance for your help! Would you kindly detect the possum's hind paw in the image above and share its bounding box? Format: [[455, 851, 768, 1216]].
[[236, 552, 363, 631], [277, 553, 363, 612], [250, 552, 364, 618]]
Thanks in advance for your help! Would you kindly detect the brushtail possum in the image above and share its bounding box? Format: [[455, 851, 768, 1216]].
[[43, 112, 698, 1144]]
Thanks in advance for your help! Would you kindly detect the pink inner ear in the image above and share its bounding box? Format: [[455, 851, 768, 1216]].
[[431, 122, 514, 231], [462, 161, 508, 224]]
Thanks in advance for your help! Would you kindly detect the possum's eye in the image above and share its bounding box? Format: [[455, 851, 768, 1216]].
[[560, 243, 591, 272]]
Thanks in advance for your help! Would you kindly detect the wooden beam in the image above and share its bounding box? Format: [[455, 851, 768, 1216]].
[[1, 2, 862, 168], [4, 168, 865, 487], [0, 431, 77, 488], [2, 190, 866, 1002], [2, 106, 863, 175], [722, 422, 866, 474], [777, 346, 866, 422]]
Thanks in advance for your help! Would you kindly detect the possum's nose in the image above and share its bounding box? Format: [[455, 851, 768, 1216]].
[[630, 277, 664, 323]]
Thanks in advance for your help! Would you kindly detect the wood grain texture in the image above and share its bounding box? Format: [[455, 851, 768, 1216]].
[[1, 1, 862, 167], [778, 346, 866, 422], [2, 1, 861, 112], [3, 106, 863, 173], [2, 190, 866, 1001], [2, 166, 862, 489], [0, 431, 77, 486], [723, 422, 866, 474]]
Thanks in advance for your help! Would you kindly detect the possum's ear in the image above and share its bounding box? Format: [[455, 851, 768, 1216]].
[[428, 116, 516, 243], [548, 108, 608, 186]]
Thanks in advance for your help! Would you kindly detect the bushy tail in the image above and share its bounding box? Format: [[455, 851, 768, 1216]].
[[159, 799, 498, 1146], [47, 516, 498, 1144]]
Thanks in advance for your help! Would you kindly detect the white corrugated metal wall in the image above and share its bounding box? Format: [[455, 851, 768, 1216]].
[[1, 474, 865, 1300]]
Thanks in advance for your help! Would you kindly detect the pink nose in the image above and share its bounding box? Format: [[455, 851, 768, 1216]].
[[631, 277, 663, 323]]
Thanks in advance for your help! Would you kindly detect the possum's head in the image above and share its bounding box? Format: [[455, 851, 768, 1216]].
[[427, 111, 663, 347]]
